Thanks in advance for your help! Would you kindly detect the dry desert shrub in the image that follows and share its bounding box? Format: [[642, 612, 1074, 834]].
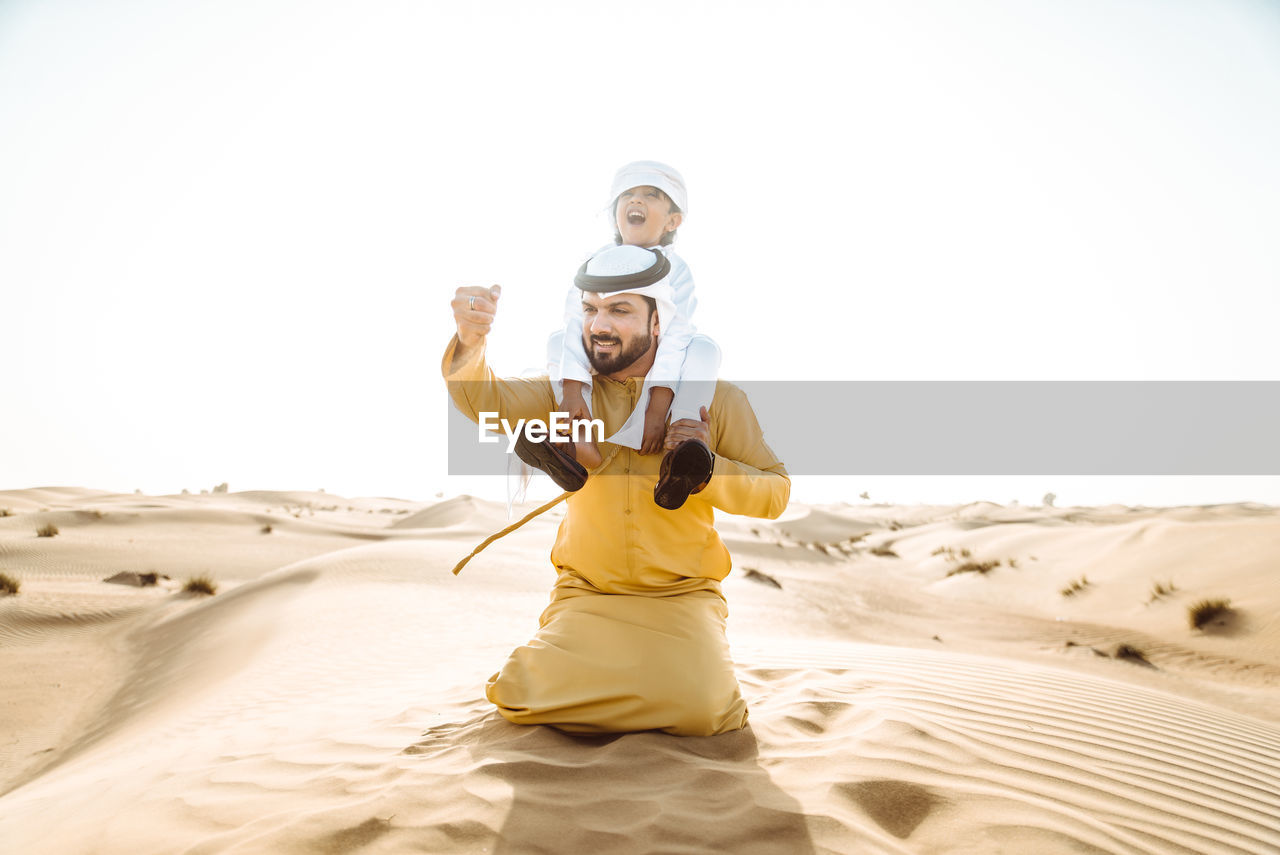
[[1148, 580, 1177, 603], [0, 508, 13, 517], [1113, 644, 1153, 667], [1061, 576, 1090, 597], [0, 572, 19, 595], [946, 560, 999, 578], [869, 545, 899, 558], [183, 575, 218, 596], [1188, 598, 1233, 630], [261, 524, 273, 534], [36, 523, 59, 538], [741, 567, 783, 589]]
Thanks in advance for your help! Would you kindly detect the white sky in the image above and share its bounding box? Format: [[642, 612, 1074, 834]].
[[2, 0, 1278, 506]]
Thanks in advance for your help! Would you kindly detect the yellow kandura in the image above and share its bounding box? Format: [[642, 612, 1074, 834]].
[[444, 337, 789, 735]]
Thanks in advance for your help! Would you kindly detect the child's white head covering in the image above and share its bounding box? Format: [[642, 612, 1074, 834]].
[[575, 245, 676, 337], [609, 161, 688, 214]]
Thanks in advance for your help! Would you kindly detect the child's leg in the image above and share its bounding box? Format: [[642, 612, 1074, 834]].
[[571, 421, 602, 467], [669, 334, 721, 423], [639, 384, 675, 456], [654, 336, 721, 508], [546, 330, 600, 467], [547, 328, 595, 415]]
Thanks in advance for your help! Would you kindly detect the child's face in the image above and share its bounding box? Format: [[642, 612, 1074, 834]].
[[614, 185, 683, 248]]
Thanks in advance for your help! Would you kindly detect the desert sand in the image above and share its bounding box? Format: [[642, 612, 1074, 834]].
[[1, 486, 1277, 854]]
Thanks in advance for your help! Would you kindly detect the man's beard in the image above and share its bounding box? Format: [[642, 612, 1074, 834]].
[[585, 329, 653, 375]]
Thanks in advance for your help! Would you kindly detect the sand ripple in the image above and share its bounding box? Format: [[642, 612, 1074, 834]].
[[736, 642, 1280, 854]]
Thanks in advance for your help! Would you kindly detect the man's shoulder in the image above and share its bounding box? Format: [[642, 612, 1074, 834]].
[[710, 378, 751, 410], [712, 377, 742, 395], [707, 380, 776, 438]]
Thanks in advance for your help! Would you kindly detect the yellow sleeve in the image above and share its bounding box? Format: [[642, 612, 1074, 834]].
[[441, 336, 558, 425], [699, 381, 790, 519]]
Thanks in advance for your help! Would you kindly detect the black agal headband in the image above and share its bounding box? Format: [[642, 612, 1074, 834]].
[[574, 248, 671, 293]]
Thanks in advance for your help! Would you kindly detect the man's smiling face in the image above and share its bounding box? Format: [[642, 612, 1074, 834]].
[[581, 291, 659, 377], [613, 185, 683, 248]]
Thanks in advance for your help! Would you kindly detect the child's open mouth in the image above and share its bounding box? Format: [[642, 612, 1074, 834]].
[[626, 209, 646, 224]]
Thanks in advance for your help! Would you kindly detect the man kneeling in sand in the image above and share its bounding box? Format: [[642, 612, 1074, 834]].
[[443, 245, 789, 736]]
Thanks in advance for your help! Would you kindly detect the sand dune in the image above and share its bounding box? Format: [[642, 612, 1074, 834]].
[[2, 488, 1278, 853], [392, 494, 518, 533]]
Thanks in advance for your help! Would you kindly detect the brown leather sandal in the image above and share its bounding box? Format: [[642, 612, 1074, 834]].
[[654, 439, 714, 510], [514, 434, 589, 492]]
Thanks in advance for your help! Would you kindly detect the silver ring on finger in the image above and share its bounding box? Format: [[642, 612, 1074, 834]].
[[469, 296, 476, 310]]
